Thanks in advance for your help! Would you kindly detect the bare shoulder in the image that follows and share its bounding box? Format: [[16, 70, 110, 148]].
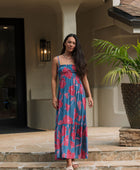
[[53, 55, 63, 63], [52, 56, 58, 64], [58, 54, 63, 63]]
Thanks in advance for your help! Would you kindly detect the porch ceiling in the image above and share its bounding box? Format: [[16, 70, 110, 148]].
[[0, 0, 58, 9], [0, 0, 106, 12], [77, 0, 106, 13]]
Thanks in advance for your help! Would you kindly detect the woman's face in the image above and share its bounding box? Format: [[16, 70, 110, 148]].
[[64, 36, 76, 53]]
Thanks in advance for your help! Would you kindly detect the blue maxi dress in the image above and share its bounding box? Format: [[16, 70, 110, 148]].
[[55, 56, 88, 160]]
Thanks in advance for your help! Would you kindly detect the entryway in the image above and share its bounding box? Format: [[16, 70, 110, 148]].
[[0, 18, 27, 127]]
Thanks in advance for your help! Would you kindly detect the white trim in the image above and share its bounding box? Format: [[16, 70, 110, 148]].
[[133, 28, 140, 34], [112, 0, 120, 6], [114, 20, 140, 34], [113, 87, 126, 115], [93, 88, 99, 126]]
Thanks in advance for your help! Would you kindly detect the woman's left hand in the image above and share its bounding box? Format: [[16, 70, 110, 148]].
[[88, 96, 93, 108]]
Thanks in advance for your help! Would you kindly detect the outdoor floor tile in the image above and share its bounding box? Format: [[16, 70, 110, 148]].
[[0, 127, 140, 157]]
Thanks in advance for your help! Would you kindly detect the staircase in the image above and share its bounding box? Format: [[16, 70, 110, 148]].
[[0, 127, 140, 169]]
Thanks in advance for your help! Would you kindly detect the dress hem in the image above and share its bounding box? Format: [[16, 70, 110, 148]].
[[55, 156, 88, 161]]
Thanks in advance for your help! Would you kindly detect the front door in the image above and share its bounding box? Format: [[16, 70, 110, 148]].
[[0, 18, 27, 127]]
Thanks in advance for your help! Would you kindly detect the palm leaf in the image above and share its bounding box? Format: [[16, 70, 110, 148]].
[[103, 67, 139, 85], [89, 39, 140, 84], [90, 39, 140, 84], [132, 40, 140, 59]]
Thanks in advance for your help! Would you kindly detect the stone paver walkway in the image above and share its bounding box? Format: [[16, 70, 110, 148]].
[[0, 127, 139, 153], [1, 127, 140, 169]]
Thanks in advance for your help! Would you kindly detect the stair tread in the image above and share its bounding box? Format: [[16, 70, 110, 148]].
[[1, 150, 140, 162], [0, 161, 140, 168]]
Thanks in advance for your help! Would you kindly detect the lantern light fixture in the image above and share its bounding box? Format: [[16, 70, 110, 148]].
[[40, 39, 51, 62]]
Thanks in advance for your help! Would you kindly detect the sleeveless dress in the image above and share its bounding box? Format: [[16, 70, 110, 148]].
[[55, 56, 88, 160]]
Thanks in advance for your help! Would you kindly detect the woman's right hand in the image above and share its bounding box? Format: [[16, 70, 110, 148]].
[[52, 97, 58, 109]]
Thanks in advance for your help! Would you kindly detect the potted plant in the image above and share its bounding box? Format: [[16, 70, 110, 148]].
[[90, 39, 140, 128]]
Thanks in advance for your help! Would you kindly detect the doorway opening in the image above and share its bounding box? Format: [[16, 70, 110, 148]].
[[0, 18, 27, 127]]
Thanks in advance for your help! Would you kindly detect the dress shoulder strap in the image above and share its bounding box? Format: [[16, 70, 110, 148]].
[[57, 56, 60, 66]]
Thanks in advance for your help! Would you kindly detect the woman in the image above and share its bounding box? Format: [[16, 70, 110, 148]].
[[51, 33, 93, 170]]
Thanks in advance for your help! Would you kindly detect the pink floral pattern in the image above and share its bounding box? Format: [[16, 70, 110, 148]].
[[60, 77, 66, 89], [55, 56, 88, 160], [68, 85, 75, 96]]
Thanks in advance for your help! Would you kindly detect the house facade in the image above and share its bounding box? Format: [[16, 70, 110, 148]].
[[0, 0, 138, 129]]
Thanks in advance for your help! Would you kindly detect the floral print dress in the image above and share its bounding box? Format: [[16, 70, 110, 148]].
[[55, 56, 88, 160]]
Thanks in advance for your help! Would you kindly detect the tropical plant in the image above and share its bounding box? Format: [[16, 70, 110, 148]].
[[89, 39, 140, 85]]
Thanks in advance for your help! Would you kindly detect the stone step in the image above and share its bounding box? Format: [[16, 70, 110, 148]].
[[0, 161, 140, 169], [0, 149, 140, 162]]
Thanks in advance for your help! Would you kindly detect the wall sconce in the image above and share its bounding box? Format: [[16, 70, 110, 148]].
[[40, 39, 51, 62]]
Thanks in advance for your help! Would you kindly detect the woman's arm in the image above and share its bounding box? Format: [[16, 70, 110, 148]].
[[82, 74, 93, 108], [51, 56, 58, 109]]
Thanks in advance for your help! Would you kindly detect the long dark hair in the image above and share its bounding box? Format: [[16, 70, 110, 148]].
[[61, 33, 87, 78]]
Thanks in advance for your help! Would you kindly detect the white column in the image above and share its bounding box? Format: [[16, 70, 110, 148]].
[[59, 0, 80, 40]]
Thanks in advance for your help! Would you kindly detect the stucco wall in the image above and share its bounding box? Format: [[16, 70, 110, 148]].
[[94, 26, 139, 127], [0, 4, 62, 129], [1, 0, 139, 129], [0, 3, 95, 129], [26, 4, 94, 129], [25, 9, 60, 130], [76, 9, 95, 126], [77, 0, 139, 127]]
